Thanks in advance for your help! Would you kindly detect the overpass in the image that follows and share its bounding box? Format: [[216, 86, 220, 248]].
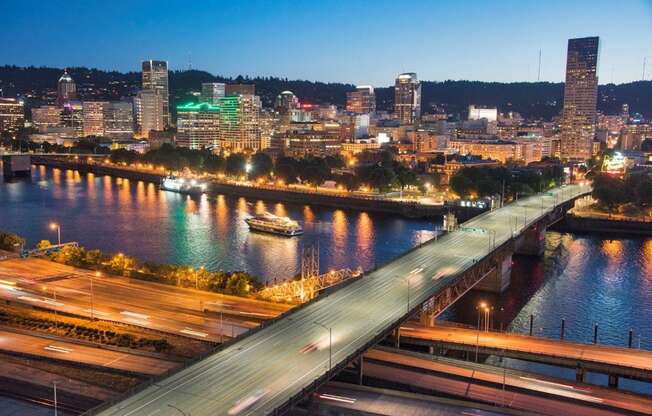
[[88, 183, 591, 416], [398, 324, 652, 387]]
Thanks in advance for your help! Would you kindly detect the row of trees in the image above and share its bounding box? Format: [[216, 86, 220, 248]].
[[0, 231, 25, 251], [592, 173, 652, 212], [449, 162, 565, 200], [40, 241, 257, 297]]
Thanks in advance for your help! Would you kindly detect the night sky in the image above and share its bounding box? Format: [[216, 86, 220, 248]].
[[3, 0, 652, 85]]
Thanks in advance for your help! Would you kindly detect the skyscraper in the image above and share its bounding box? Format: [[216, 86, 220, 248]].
[[394, 73, 421, 125], [0, 98, 24, 136], [141, 60, 169, 128], [218, 94, 261, 152], [176, 102, 220, 150], [201, 83, 226, 105], [56, 69, 76, 106], [82, 101, 109, 137], [560, 36, 600, 160], [346, 85, 376, 114], [134, 90, 164, 138], [274, 91, 299, 120], [104, 102, 134, 139]]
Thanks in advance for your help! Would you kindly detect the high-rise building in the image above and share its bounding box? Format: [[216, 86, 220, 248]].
[[82, 101, 109, 137], [0, 98, 24, 136], [61, 101, 84, 137], [56, 69, 77, 106], [201, 83, 226, 105], [346, 85, 376, 114], [218, 94, 261, 152], [134, 90, 165, 138], [274, 91, 299, 120], [175, 102, 220, 149], [394, 73, 421, 125], [225, 84, 255, 96], [560, 36, 600, 160], [141, 60, 169, 127], [32, 106, 62, 132], [104, 102, 134, 139]]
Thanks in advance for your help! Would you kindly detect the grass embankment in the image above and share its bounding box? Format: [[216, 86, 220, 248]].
[[0, 304, 211, 359]]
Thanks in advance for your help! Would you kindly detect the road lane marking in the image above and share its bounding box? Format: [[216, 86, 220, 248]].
[[318, 393, 356, 404], [180, 328, 209, 338], [83, 309, 111, 317], [17, 296, 64, 307], [121, 311, 150, 320], [123, 317, 150, 326], [45, 345, 73, 354]]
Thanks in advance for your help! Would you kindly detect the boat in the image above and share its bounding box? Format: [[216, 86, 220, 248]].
[[160, 175, 207, 194], [245, 212, 303, 237]]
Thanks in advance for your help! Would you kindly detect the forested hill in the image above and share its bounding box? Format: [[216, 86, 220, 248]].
[[1, 65, 650, 120]]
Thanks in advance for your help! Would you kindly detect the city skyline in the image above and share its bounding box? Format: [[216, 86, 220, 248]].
[[2, 1, 651, 86]]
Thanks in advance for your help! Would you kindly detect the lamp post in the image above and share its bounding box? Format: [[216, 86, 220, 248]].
[[90, 272, 99, 320], [53, 381, 58, 416], [313, 321, 332, 373], [475, 301, 487, 362], [49, 222, 61, 245]]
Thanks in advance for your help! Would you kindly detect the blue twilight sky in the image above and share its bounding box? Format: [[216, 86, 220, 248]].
[[2, 0, 651, 86]]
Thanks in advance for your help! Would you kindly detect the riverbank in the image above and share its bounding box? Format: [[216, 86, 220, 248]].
[[552, 213, 652, 236], [32, 156, 482, 220]]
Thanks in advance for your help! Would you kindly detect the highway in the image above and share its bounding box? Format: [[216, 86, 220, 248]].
[[364, 348, 652, 415], [0, 258, 290, 341], [92, 183, 591, 416], [0, 329, 177, 375], [398, 324, 652, 375]]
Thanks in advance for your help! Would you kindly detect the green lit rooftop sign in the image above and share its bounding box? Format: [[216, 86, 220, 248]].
[[176, 102, 220, 112]]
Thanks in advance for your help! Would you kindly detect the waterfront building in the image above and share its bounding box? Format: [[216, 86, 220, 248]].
[[225, 84, 255, 96], [201, 82, 226, 105], [61, 100, 84, 137], [104, 101, 134, 139], [141, 60, 169, 127], [0, 98, 24, 136], [429, 154, 500, 184], [31, 106, 62, 131], [346, 85, 376, 114], [175, 102, 220, 150], [56, 69, 77, 106], [448, 137, 538, 164], [281, 126, 341, 157], [560, 36, 600, 160], [82, 101, 109, 137], [468, 105, 498, 122], [218, 94, 261, 152], [394, 73, 421, 125], [134, 90, 165, 138], [406, 129, 449, 153]]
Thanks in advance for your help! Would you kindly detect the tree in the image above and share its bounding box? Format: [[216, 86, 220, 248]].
[[0, 232, 26, 251], [36, 240, 52, 250], [634, 177, 652, 206], [592, 174, 628, 212], [225, 153, 247, 177], [249, 152, 273, 180], [449, 174, 475, 198], [204, 154, 225, 174], [275, 157, 300, 184], [368, 166, 396, 193], [394, 164, 418, 190]]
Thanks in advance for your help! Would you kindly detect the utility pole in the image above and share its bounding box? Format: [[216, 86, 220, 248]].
[[537, 49, 542, 81]]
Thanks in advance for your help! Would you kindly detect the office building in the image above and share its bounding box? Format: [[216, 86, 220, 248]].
[[201, 83, 226, 105], [346, 85, 376, 114], [32, 106, 62, 131], [0, 98, 24, 136], [61, 101, 84, 137], [104, 102, 134, 139], [134, 90, 165, 138], [560, 36, 600, 160], [175, 102, 220, 149], [394, 73, 421, 125], [468, 105, 498, 122], [56, 69, 77, 106], [141, 60, 169, 127], [274, 91, 299, 118], [225, 84, 255, 96], [218, 94, 261, 152], [82, 101, 109, 137]]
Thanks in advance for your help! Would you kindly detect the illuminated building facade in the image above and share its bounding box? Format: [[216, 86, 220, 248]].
[[134, 90, 165, 138], [176, 102, 220, 150], [0, 98, 24, 136], [56, 69, 76, 106], [561, 36, 600, 160], [61, 101, 84, 137], [141, 60, 169, 127], [275, 91, 299, 119], [468, 105, 498, 122], [218, 94, 261, 152], [82, 101, 109, 137], [346, 85, 376, 114], [394, 73, 421, 125], [32, 106, 62, 131], [104, 101, 134, 139], [225, 84, 255, 96], [201, 83, 225, 105]]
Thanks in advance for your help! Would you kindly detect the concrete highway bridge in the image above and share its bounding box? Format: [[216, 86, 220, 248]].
[[88, 183, 592, 416], [398, 324, 652, 388]]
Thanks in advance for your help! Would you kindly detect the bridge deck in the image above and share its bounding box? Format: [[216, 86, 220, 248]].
[[400, 324, 652, 380], [92, 183, 591, 416]]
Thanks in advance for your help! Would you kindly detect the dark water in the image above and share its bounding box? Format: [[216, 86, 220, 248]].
[[0, 165, 437, 283]]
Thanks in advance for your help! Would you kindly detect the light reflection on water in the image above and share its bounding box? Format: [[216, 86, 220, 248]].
[[0, 166, 434, 283]]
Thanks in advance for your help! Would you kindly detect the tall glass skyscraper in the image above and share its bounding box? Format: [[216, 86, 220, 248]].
[[561, 36, 600, 160], [141, 60, 169, 128], [56, 69, 76, 106], [394, 73, 421, 125]]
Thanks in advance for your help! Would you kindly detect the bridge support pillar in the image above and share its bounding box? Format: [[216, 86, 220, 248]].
[[393, 328, 400, 348], [515, 224, 546, 256], [576, 367, 585, 383], [356, 356, 364, 385], [419, 312, 436, 327], [2, 155, 31, 179], [608, 374, 619, 388], [475, 253, 512, 293]]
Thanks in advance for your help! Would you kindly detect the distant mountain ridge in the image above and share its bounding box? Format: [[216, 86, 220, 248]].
[[1, 65, 650, 120]]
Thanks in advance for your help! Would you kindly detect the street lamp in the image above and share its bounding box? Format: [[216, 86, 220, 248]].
[[313, 321, 332, 373], [90, 272, 99, 320], [49, 222, 61, 245]]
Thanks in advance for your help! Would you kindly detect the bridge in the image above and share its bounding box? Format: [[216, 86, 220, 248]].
[[397, 324, 652, 388], [88, 183, 591, 416], [1, 152, 106, 178]]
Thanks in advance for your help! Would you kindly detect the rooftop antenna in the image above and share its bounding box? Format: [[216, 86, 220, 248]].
[[537, 49, 541, 81], [188, 51, 192, 71], [643, 57, 647, 81]]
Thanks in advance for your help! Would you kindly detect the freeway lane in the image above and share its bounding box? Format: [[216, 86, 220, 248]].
[[0, 259, 291, 341], [94, 184, 591, 416], [399, 324, 652, 374], [0, 329, 177, 375]]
